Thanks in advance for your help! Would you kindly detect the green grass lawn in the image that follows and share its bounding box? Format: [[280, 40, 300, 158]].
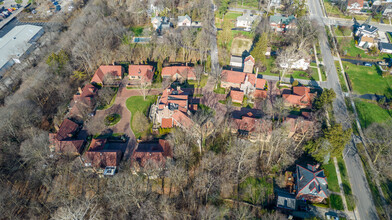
[[130, 26, 144, 37], [339, 39, 388, 60], [330, 194, 344, 211], [333, 26, 352, 37], [229, 0, 259, 10], [337, 157, 355, 211], [104, 113, 121, 126], [216, 11, 242, 28], [342, 61, 392, 95], [125, 96, 156, 138], [334, 61, 348, 92], [214, 85, 226, 94], [354, 99, 392, 128], [186, 75, 208, 88], [324, 0, 378, 21], [322, 162, 340, 193]]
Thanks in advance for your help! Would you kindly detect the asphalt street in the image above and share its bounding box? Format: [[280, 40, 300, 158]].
[[308, 0, 379, 219]]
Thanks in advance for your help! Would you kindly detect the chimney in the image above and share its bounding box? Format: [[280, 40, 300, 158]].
[[315, 163, 320, 169], [176, 86, 181, 91], [78, 87, 82, 94]]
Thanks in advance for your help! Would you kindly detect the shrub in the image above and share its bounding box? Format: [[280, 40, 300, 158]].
[[104, 113, 121, 126]]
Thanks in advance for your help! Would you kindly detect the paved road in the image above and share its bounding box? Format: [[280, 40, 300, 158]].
[[259, 74, 328, 88], [325, 17, 392, 32], [209, 1, 219, 80], [308, 0, 379, 219]]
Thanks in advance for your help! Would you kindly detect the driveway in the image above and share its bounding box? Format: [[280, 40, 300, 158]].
[[94, 82, 162, 160]]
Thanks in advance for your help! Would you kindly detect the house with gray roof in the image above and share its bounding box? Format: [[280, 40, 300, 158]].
[[178, 14, 191, 27], [379, 42, 392, 54], [355, 23, 378, 38], [276, 192, 297, 210], [269, 14, 296, 33], [151, 16, 173, 33], [236, 13, 259, 29], [296, 164, 328, 203]]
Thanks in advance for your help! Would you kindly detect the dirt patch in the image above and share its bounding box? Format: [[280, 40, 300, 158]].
[[231, 37, 252, 56]]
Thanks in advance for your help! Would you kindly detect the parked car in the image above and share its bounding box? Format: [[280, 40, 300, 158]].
[[364, 62, 372, 67]]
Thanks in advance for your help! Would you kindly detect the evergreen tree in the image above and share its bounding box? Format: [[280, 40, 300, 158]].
[[250, 33, 268, 65]]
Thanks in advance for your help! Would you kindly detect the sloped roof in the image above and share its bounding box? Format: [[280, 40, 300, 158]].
[[255, 78, 266, 89], [84, 150, 122, 168], [293, 86, 310, 96], [161, 66, 195, 79], [230, 90, 244, 103], [178, 14, 191, 23], [360, 35, 375, 43], [88, 138, 107, 151], [172, 111, 193, 128], [244, 55, 255, 64], [270, 14, 296, 25], [359, 24, 378, 33], [221, 70, 246, 85], [254, 89, 267, 99], [296, 164, 328, 198], [132, 139, 172, 168], [56, 140, 85, 154], [237, 13, 258, 22], [347, 0, 364, 7], [161, 118, 173, 128], [129, 65, 154, 82], [379, 42, 392, 50], [91, 65, 123, 84], [56, 119, 79, 141], [233, 113, 258, 133]]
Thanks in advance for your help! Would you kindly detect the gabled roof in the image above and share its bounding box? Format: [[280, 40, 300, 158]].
[[379, 42, 392, 50], [283, 86, 313, 107], [270, 14, 296, 25], [172, 111, 193, 128], [237, 13, 258, 22], [88, 138, 107, 151], [293, 86, 310, 96], [178, 14, 191, 23], [161, 118, 173, 128], [221, 70, 246, 84], [255, 78, 266, 89], [57, 140, 85, 154], [230, 55, 243, 64], [162, 66, 195, 79], [132, 139, 172, 168], [347, 0, 364, 7], [233, 112, 259, 133], [360, 35, 375, 43], [128, 65, 154, 82], [254, 89, 267, 99], [230, 90, 244, 103], [244, 55, 255, 64], [359, 23, 377, 33], [56, 119, 79, 141], [296, 164, 328, 198], [84, 150, 122, 168], [91, 65, 123, 84]]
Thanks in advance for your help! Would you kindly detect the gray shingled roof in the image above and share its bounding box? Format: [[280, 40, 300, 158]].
[[237, 13, 258, 22], [379, 42, 392, 50], [360, 24, 378, 33], [269, 14, 296, 25], [296, 164, 328, 198], [277, 193, 296, 210], [178, 14, 191, 23]]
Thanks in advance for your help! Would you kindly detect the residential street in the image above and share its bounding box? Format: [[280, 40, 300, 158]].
[[308, 0, 379, 219]]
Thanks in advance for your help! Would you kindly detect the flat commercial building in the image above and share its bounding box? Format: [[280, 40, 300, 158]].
[[0, 25, 44, 74]]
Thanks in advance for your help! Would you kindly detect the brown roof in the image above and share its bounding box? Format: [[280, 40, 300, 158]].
[[360, 36, 375, 43], [91, 65, 123, 84], [83, 150, 122, 168], [230, 90, 244, 103], [129, 65, 155, 82], [234, 115, 258, 133], [221, 70, 246, 85], [293, 86, 310, 96], [162, 66, 196, 80], [283, 86, 313, 107], [254, 89, 267, 99], [255, 78, 266, 89], [88, 138, 107, 151], [56, 140, 85, 154], [131, 139, 172, 168], [56, 119, 79, 141], [172, 111, 193, 128]]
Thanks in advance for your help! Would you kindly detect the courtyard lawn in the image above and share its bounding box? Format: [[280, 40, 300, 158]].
[[322, 162, 340, 193], [126, 96, 156, 138], [354, 99, 392, 128], [330, 194, 344, 211], [104, 113, 121, 126], [342, 61, 392, 95]]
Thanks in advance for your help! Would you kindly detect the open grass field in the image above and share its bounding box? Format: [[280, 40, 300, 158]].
[[342, 61, 392, 95], [126, 95, 156, 138], [231, 37, 253, 56], [322, 162, 340, 193], [216, 11, 242, 28], [354, 99, 392, 128], [330, 194, 344, 211]]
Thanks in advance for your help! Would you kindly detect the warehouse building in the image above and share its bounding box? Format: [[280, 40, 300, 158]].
[[0, 24, 44, 74]]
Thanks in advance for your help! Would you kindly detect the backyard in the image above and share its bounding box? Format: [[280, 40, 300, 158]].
[[126, 95, 156, 138], [342, 61, 392, 95], [354, 99, 392, 128]]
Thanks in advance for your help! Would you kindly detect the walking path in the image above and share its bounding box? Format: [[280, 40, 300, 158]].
[[313, 44, 323, 82], [333, 157, 353, 218]]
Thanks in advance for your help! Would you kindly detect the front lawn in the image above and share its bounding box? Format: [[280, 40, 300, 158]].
[[342, 61, 392, 95], [330, 194, 344, 211], [126, 96, 156, 138], [186, 75, 208, 88], [338, 39, 387, 60], [216, 11, 242, 28], [354, 99, 392, 128], [321, 162, 340, 193]]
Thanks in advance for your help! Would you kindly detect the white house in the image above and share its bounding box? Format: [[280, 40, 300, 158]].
[[347, 0, 364, 13], [383, 5, 392, 16], [355, 24, 378, 38], [279, 58, 310, 70], [230, 56, 243, 68], [178, 14, 191, 27], [236, 13, 259, 29], [379, 42, 392, 53]]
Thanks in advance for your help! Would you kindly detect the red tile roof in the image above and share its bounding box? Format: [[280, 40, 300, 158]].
[[347, 0, 364, 7], [162, 66, 196, 80], [91, 65, 123, 84], [128, 65, 155, 83], [283, 86, 313, 107], [56, 119, 79, 141], [255, 78, 266, 89], [221, 70, 246, 85], [234, 115, 258, 132], [83, 150, 122, 168], [293, 86, 310, 96], [172, 111, 193, 128], [131, 139, 172, 168], [161, 118, 173, 128], [230, 90, 244, 103], [244, 55, 255, 64], [254, 89, 267, 99]]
